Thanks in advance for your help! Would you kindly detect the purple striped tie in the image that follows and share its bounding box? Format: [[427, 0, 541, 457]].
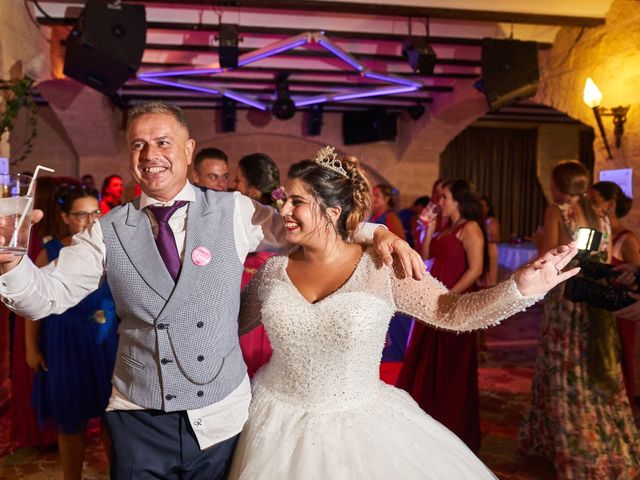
[[147, 201, 188, 281]]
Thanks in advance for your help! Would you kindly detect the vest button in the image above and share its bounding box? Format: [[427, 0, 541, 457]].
[[161, 358, 171, 365], [197, 355, 204, 362], [197, 390, 204, 397], [157, 323, 166, 330], [196, 321, 204, 328], [165, 394, 174, 401]]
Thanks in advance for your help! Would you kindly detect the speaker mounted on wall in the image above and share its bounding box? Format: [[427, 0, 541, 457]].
[[342, 109, 397, 145], [481, 38, 539, 111], [63, 0, 147, 95], [220, 98, 237, 133], [306, 104, 323, 136], [218, 24, 239, 69]]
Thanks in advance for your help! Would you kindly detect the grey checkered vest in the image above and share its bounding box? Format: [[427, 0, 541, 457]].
[[100, 187, 247, 411]]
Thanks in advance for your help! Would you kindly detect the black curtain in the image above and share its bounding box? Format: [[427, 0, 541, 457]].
[[579, 127, 596, 174], [439, 127, 546, 240]]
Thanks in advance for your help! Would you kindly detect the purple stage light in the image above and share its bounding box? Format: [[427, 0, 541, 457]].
[[138, 67, 223, 79], [222, 90, 268, 111], [139, 77, 222, 95], [135, 32, 425, 113], [333, 85, 418, 102], [294, 96, 329, 107], [238, 37, 309, 67], [317, 38, 364, 71], [363, 71, 421, 88]]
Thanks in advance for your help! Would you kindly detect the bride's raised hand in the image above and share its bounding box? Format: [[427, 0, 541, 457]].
[[513, 242, 580, 296]]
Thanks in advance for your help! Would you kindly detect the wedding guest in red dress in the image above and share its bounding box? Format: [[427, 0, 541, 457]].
[[99, 175, 123, 214], [397, 179, 487, 452], [591, 181, 640, 405], [233, 153, 281, 376]]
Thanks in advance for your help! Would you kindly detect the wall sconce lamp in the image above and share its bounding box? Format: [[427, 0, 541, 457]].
[[583, 77, 630, 159]]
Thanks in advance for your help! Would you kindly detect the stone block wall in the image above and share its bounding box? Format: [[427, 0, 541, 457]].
[[535, 0, 640, 230]]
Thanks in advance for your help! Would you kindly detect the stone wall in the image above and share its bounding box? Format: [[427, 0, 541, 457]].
[[535, 0, 640, 229]]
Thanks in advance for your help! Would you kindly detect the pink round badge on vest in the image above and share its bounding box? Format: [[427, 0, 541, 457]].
[[191, 246, 212, 266]]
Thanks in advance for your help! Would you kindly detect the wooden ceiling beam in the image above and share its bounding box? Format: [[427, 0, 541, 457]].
[[37, 17, 552, 49], [120, 0, 604, 27], [118, 94, 434, 104], [144, 43, 482, 67]]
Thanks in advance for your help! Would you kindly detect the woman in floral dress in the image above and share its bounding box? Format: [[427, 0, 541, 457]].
[[518, 160, 640, 479]]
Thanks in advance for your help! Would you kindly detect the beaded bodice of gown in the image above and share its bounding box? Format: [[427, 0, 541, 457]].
[[240, 248, 542, 410]]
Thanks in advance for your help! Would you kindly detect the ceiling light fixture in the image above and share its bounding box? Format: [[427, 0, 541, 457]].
[[402, 17, 437, 76], [272, 73, 296, 120]]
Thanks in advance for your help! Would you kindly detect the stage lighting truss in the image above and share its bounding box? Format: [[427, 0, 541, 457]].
[[137, 31, 422, 111]]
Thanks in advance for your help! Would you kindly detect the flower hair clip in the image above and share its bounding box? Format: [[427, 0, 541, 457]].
[[314, 146, 349, 178], [270, 186, 286, 210]]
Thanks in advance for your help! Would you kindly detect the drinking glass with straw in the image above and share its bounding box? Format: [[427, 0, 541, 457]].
[[0, 165, 55, 254]]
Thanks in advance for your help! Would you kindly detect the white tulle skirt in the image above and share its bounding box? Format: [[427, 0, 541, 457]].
[[229, 380, 497, 479]]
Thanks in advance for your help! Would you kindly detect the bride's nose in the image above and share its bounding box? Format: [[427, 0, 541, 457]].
[[280, 199, 293, 216]]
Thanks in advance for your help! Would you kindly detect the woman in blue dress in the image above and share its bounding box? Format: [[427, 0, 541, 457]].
[[25, 185, 118, 480]]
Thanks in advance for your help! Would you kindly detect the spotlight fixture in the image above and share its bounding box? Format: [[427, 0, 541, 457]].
[[583, 77, 630, 159], [218, 24, 239, 69], [272, 73, 296, 120], [402, 17, 437, 75]]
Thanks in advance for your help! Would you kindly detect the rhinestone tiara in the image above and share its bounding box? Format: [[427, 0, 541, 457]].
[[314, 146, 349, 178]]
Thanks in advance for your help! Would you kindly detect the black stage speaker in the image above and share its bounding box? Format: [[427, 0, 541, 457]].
[[306, 104, 323, 136], [481, 39, 539, 111], [64, 1, 147, 95], [219, 24, 239, 69], [220, 98, 236, 133], [342, 109, 397, 145]]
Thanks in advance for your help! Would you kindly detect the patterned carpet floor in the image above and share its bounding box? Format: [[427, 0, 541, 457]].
[[1, 305, 637, 479]]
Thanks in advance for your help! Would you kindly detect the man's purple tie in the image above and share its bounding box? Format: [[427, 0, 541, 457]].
[[147, 201, 188, 282]]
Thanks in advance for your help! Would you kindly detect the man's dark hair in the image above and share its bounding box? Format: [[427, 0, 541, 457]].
[[193, 148, 229, 171]]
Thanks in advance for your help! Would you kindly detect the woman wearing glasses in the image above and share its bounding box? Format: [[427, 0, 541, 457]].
[[24, 185, 118, 480]]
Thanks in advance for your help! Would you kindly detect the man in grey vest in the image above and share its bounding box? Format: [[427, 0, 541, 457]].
[[0, 101, 425, 479]]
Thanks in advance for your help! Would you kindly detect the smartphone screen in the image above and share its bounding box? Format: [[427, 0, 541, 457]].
[[575, 227, 602, 252]]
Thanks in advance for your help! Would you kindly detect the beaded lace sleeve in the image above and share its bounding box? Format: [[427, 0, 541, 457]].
[[238, 259, 271, 336], [388, 260, 544, 332]]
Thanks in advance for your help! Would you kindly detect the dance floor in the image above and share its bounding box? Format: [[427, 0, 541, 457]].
[[1, 305, 638, 479]]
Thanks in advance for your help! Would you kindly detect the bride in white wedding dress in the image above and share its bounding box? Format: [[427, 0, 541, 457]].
[[229, 147, 579, 480]]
